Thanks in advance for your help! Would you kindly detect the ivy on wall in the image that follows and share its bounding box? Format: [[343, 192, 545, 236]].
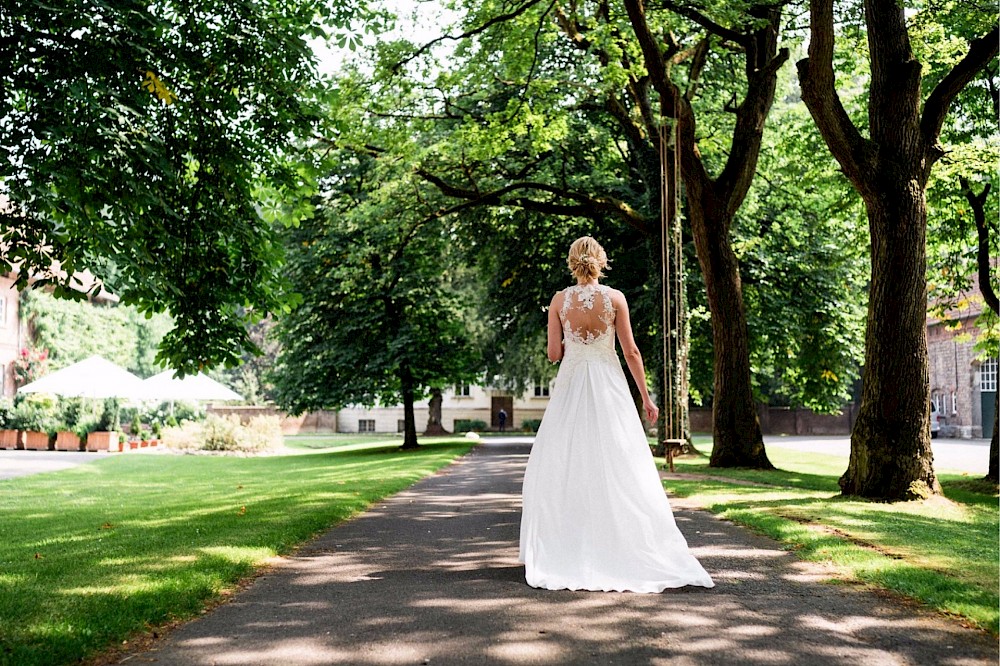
[[20, 289, 173, 377]]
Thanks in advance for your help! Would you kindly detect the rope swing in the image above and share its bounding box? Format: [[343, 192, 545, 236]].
[[659, 112, 689, 472]]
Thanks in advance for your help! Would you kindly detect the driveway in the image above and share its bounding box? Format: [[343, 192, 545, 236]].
[[763, 435, 992, 476], [0, 449, 109, 480]]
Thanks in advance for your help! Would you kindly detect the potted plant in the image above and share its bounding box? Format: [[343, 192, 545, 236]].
[[86, 398, 122, 452], [0, 399, 18, 449], [10, 395, 59, 451], [54, 424, 82, 451]]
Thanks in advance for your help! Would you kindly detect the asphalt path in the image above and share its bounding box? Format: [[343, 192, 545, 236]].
[[128, 439, 997, 666]]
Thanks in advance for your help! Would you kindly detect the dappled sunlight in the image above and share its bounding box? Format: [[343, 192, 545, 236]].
[[1, 441, 475, 665], [130, 441, 997, 666], [198, 545, 273, 564]]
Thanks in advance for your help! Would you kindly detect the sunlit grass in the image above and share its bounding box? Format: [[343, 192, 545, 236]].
[[665, 440, 999, 633], [0, 437, 472, 666], [282, 433, 408, 450]]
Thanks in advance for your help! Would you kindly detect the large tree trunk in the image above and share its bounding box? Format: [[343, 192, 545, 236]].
[[988, 390, 999, 483], [400, 364, 419, 450], [423, 387, 448, 435], [797, 0, 996, 499], [841, 186, 940, 499], [690, 206, 771, 469], [622, 0, 786, 470]]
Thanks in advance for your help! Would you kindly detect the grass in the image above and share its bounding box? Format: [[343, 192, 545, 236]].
[[0, 437, 473, 666], [282, 433, 411, 450], [664, 439, 1000, 633]]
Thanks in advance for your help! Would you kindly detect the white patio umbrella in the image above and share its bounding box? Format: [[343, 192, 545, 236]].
[[141, 369, 244, 403], [17, 355, 148, 399]]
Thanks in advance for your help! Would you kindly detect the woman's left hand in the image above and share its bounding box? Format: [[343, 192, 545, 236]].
[[643, 397, 659, 424]]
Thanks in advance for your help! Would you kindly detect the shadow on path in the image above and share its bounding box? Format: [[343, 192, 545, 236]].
[[131, 441, 997, 665]]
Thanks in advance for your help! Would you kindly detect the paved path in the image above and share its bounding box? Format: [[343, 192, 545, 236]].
[[129, 440, 996, 665], [0, 449, 109, 480]]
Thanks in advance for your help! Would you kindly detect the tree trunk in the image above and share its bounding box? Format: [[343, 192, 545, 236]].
[[424, 387, 448, 435], [840, 186, 940, 499], [987, 389, 998, 484], [690, 206, 772, 469], [400, 364, 419, 450]]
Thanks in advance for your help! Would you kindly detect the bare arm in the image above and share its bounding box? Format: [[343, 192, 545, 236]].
[[613, 290, 659, 423], [547, 291, 564, 363]]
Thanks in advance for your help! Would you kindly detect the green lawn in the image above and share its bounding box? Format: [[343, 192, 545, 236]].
[[0, 437, 473, 666], [282, 433, 409, 450], [665, 439, 999, 633]]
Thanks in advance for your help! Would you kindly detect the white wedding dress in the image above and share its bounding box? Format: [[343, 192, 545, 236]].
[[519, 283, 715, 592]]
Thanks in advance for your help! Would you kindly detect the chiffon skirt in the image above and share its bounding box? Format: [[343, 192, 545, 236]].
[[519, 343, 715, 593]]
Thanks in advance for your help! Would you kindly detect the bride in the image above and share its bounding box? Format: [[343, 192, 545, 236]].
[[519, 236, 715, 592]]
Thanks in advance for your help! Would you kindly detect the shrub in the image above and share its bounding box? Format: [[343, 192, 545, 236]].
[[522, 419, 542, 433], [161, 420, 203, 450], [9, 394, 61, 434], [454, 419, 488, 433], [0, 399, 14, 429], [162, 414, 282, 453], [57, 398, 103, 438], [97, 399, 121, 432]]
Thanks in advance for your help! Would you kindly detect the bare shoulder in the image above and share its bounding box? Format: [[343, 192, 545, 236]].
[[607, 287, 628, 308], [549, 289, 565, 309]]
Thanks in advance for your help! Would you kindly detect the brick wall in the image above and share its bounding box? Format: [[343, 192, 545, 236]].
[[690, 404, 856, 435], [208, 406, 338, 434]]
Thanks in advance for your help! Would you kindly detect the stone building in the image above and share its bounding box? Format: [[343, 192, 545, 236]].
[[927, 291, 997, 439], [336, 381, 553, 434]]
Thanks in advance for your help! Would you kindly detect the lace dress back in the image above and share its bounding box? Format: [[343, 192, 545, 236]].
[[560, 284, 616, 352]]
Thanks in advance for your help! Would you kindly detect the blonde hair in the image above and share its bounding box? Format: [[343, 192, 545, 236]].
[[567, 236, 609, 282]]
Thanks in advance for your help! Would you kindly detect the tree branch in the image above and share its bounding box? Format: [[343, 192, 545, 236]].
[[414, 169, 651, 233], [392, 0, 543, 73], [960, 176, 1000, 316], [796, 0, 874, 191], [656, 0, 747, 45], [922, 26, 1000, 145]]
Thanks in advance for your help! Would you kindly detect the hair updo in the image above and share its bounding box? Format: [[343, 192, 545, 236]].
[[567, 236, 609, 282]]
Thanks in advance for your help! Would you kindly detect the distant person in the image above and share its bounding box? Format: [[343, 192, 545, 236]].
[[498, 408, 507, 433], [519, 236, 714, 592]]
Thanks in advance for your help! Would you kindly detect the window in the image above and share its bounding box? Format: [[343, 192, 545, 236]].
[[455, 383, 471, 397], [358, 419, 375, 433], [0, 298, 6, 326], [397, 419, 406, 433], [533, 382, 550, 397], [0, 363, 5, 396], [951, 391, 958, 415], [931, 392, 941, 413], [982, 358, 998, 392]]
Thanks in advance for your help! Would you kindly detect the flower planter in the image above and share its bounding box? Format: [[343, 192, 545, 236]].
[[139, 440, 149, 448], [55, 431, 83, 452], [0, 429, 20, 449], [86, 431, 121, 452], [128, 440, 139, 450], [22, 430, 51, 451], [147, 439, 160, 448]]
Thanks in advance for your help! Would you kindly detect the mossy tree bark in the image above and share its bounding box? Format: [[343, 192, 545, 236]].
[[798, 0, 998, 498]]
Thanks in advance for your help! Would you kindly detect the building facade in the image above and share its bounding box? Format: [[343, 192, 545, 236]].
[[336, 382, 553, 434], [927, 294, 997, 440]]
